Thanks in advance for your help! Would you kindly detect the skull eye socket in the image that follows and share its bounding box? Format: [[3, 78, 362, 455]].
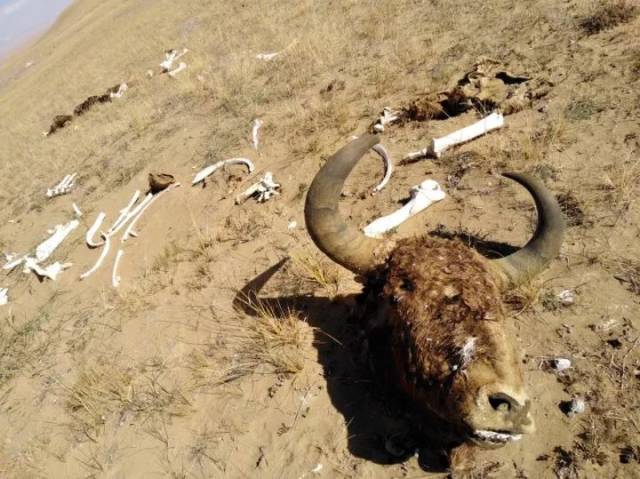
[[489, 395, 512, 412]]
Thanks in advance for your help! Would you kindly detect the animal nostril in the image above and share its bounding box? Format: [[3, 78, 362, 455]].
[[489, 394, 515, 412]]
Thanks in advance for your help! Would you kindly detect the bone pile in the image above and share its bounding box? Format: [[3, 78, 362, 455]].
[[363, 179, 446, 238], [235, 172, 281, 204], [46, 173, 77, 198], [160, 48, 188, 72], [3, 220, 79, 280], [81, 182, 180, 286]]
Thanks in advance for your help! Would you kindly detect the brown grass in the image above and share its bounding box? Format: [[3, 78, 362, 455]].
[[580, 1, 638, 35]]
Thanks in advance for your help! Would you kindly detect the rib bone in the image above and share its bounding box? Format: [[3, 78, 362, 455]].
[[192, 158, 255, 185], [80, 233, 111, 280], [121, 184, 180, 242], [112, 249, 124, 288], [363, 180, 445, 238], [252, 119, 263, 150], [86, 212, 106, 248]]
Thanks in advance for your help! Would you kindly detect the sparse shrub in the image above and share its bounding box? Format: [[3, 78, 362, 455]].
[[579, 1, 638, 35], [565, 98, 602, 121]]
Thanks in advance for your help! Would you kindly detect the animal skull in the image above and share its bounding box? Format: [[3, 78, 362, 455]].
[[304, 134, 565, 448]]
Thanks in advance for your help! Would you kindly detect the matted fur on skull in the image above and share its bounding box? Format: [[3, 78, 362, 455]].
[[304, 135, 565, 448]]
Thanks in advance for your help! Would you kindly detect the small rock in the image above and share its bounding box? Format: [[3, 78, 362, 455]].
[[552, 358, 572, 372], [557, 289, 575, 306], [560, 398, 585, 417]]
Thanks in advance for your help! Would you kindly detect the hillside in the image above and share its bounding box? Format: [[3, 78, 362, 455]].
[[0, 0, 639, 477]]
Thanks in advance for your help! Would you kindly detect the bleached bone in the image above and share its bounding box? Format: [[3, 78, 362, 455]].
[[72, 203, 83, 217], [372, 144, 393, 193], [235, 172, 280, 204], [112, 249, 124, 288], [363, 180, 445, 238], [80, 234, 110, 280], [192, 158, 255, 185], [121, 183, 180, 242], [24, 258, 72, 281], [373, 107, 400, 133], [252, 119, 263, 150], [168, 62, 187, 78], [256, 52, 280, 61], [3, 252, 25, 271], [160, 48, 189, 71], [404, 112, 505, 161], [0, 288, 8, 306], [105, 190, 141, 237], [86, 212, 106, 248], [35, 220, 79, 262], [46, 173, 77, 198], [109, 82, 128, 99]]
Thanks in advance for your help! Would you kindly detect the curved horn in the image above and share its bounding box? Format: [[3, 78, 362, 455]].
[[492, 172, 565, 288], [305, 134, 386, 274]]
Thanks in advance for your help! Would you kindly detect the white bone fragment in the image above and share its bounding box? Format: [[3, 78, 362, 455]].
[[403, 148, 430, 163], [552, 358, 572, 372], [112, 249, 124, 288], [557, 289, 575, 306], [121, 184, 180, 242], [86, 212, 106, 248], [24, 257, 72, 280], [105, 190, 141, 237], [372, 144, 393, 193], [564, 398, 585, 417], [168, 62, 187, 77], [288, 220, 297, 230], [72, 203, 83, 217], [363, 180, 445, 238], [0, 288, 8, 305], [252, 119, 263, 150], [256, 52, 280, 61], [311, 464, 323, 474], [146, 70, 154, 78], [192, 158, 255, 185], [373, 107, 400, 133], [160, 48, 188, 71], [3, 252, 25, 270], [35, 220, 79, 262], [235, 172, 281, 204], [109, 82, 128, 99], [80, 234, 110, 280], [46, 172, 77, 197]]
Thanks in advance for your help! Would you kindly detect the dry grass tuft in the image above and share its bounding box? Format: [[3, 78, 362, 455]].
[[600, 154, 640, 211], [579, 0, 638, 35], [291, 250, 342, 298], [503, 280, 544, 314]]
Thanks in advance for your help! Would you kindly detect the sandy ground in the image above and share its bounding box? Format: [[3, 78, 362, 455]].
[[0, 0, 639, 477]]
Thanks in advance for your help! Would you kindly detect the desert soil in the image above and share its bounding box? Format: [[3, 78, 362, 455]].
[[0, 0, 639, 478]]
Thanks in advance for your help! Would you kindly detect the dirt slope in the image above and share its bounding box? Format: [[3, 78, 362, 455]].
[[0, 0, 639, 477]]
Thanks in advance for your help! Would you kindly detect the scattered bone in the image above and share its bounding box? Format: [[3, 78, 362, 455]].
[[311, 464, 323, 474], [561, 398, 586, 417], [121, 183, 180, 242], [168, 62, 187, 78], [72, 203, 83, 217], [106, 190, 141, 237], [372, 107, 401, 133], [551, 358, 572, 372], [112, 249, 124, 288], [109, 82, 128, 99], [80, 234, 110, 280], [35, 220, 80, 262], [24, 258, 72, 281], [192, 158, 255, 185], [86, 212, 106, 248], [235, 172, 281, 204], [256, 52, 280, 61], [363, 180, 445, 238], [252, 119, 263, 150], [372, 144, 392, 193], [148, 173, 175, 193], [557, 289, 575, 306], [404, 112, 504, 161], [160, 48, 189, 72], [3, 253, 24, 271], [46, 173, 77, 198], [0, 288, 7, 305], [288, 220, 297, 231]]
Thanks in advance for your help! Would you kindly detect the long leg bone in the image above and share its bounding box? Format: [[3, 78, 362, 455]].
[[363, 180, 446, 238], [192, 158, 255, 185], [86, 212, 106, 247], [404, 112, 505, 161], [80, 234, 110, 280], [0, 288, 8, 305], [35, 220, 80, 262], [105, 190, 141, 237], [252, 119, 263, 150], [121, 183, 180, 242], [72, 203, 83, 217], [112, 249, 124, 288]]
